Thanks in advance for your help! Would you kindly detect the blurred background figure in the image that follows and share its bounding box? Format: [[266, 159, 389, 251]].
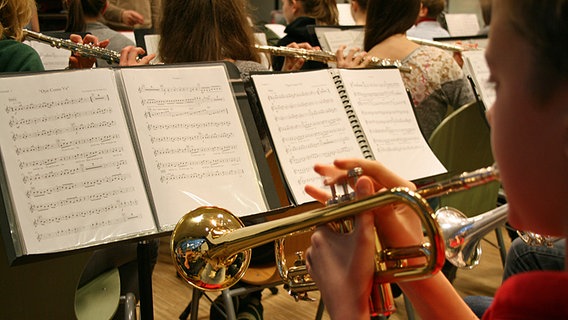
[[349, 0, 367, 25], [0, 0, 44, 72], [103, 0, 161, 30], [407, 0, 450, 40], [64, 0, 135, 67], [338, 0, 474, 140], [272, 0, 339, 71]]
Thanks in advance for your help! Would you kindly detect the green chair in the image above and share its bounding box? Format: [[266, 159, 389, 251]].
[[75, 268, 122, 320], [427, 100, 506, 264]]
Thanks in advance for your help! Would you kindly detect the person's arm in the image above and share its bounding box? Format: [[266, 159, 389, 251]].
[[400, 273, 478, 320], [304, 158, 479, 320], [103, 3, 144, 27]]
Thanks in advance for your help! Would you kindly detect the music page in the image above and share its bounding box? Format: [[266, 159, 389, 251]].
[[0, 69, 156, 255], [120, 65, 268, 228], [463, 50, 495, 110], [251, 70, 363, 205], [337, 68, 446, 180]]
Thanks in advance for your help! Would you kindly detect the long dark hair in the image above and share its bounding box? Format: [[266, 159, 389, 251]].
[[65, 0, 106, 32], [364, 0, 420, 51], [158, 0, 260, 64]]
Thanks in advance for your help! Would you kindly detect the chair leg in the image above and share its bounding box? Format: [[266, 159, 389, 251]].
[[494, 228, 507, 266], [404, 293, 416, 320], [315, 298, 325, 320], [222, 289, 238, 320], [121, 292, 137, 320], [190, 287, 202, 320]]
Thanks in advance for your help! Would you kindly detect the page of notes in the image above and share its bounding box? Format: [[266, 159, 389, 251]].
[[337, 69, 446, 180], [463, 50, 495, 110], [444, 13, 480, 37], [323, 30, 365, 54], [0, 69, 156, 255], [120, 65, 268, 228], [25, 41, 70, 71], [252, 70, 364, 205]]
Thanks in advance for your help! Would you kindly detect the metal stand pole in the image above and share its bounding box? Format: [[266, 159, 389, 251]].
[[138, 240, 154, 320]]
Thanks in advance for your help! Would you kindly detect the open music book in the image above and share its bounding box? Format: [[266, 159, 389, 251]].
[[251, 68, 446, 205], [0, 62, 279, 259]]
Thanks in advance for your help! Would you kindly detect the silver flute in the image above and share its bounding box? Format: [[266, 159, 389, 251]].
[[256, 44, 412, 73], [407, 36, 466, 52], [23, 29, 121, 64]]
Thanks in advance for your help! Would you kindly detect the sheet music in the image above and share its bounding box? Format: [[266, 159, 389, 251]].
[[264, 24, 286, 39], [0, 69, 156, 254], [120, 65, 268, 227], [338, 69, 446, 180], [25, 41, 70, 70], [144, 34, 161, 64], [323, 30, 365, 54], [252, 70, 363, 205], [444, 13, 480, 37], [463, 50, 495, 109]]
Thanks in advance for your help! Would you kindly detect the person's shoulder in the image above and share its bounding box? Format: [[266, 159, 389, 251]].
[[0, 38, 35, 53], [484, 271, 568, 319], [0, 39, 44, 73]]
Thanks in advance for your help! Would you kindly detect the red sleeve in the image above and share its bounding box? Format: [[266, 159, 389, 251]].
[[483, 271, 568, 319]]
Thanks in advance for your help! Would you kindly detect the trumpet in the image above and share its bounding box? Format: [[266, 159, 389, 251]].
[[171, 165, 500, 299], [22, 29, 121, 64], [256, 44, 412, 73]]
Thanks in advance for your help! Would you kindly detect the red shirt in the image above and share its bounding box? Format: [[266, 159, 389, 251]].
[[483, 271, 568, 319]]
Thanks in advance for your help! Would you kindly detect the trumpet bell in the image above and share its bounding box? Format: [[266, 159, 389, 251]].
[[435, 207, 482, 268], [170, 206, 251, 291]]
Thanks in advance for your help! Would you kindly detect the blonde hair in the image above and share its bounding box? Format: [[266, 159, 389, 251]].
[[297, 0, 339, 25], [0, 0, 36, 40]]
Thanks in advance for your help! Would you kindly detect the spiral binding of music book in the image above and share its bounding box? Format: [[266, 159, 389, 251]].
[[331, 69, 374, 160]]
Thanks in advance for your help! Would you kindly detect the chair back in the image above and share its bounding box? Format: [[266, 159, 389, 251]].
[[428, 100, 500, 216]]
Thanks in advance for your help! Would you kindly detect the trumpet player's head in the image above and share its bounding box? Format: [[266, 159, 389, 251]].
[[485, 0, 568, 237], [158, 0, 260, 64], [0, 0, 37, 41], [364, 0, 420, 51]]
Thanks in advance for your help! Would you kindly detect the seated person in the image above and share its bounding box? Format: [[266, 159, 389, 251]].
[[336, 0, 474, 140], [464, 237, 566, 318], [272, 0, 339, 71], [64, 0, 136, 67], [303, 0, 568, 318], [407, 0, 451, 40]]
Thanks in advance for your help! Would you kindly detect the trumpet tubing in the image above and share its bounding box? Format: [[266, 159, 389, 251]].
[[171, 165, 500, 299], [255, 44, 412, 73], [23, 29, 121, 64]]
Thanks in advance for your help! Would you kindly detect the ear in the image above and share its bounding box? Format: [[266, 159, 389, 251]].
[[418, 4, 428, 18], [351, 0, 359, 12], [102, 1, 109, 15], [290, 0, 300, 14]]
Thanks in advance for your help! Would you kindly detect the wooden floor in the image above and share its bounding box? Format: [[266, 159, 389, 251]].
[[148, 228, 509, 320]]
